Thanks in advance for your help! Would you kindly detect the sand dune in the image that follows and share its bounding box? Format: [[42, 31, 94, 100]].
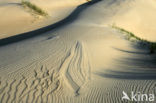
[[0, 0, 86, 39], [0, 0, 156, 103], [110, 0, 156, 42]]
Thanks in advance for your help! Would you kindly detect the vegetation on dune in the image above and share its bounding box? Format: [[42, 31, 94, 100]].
[[21, 0, 48, 16], [86, 0, 92, 2], [112, 24, 156, 54]]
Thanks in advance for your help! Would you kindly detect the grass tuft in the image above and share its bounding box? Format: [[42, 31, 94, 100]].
[[112, 24, 156, 54], [21, 0, 48, 16], [87, 0, 92, 2]]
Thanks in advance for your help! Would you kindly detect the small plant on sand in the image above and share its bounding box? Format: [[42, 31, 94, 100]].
[[112, 24, 156, 54], [86, 0, 93, 3], [87, 0, 92, 2], [21, 0, 48, 16]]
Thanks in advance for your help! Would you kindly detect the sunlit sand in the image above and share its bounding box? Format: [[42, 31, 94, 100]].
[[0, 0, 156, 103]]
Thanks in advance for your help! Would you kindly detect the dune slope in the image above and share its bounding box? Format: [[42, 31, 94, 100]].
[[0, 0, 156, 103]]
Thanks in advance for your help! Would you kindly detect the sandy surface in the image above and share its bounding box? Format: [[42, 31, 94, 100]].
[[0, 0, 156, 103], [0, 0, 85, 39], [110, 0, 156, 42]]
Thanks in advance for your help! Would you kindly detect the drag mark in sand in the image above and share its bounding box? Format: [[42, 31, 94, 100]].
[[59, 41, 91, 96]]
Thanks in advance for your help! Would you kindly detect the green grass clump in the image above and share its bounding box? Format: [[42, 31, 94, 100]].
[[87, 0, 92, 2], [112, 24, 156, 54], [21, 0, 48, 16]]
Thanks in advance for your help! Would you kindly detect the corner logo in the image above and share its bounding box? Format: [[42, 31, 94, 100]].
[[122, 91, 155, 102], [122, 91, 130, 101]]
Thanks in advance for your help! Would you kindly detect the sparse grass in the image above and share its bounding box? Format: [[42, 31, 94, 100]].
[[112, 24, 156, 54], [21, 0, 48, 16], [87, 0, 92, 2]]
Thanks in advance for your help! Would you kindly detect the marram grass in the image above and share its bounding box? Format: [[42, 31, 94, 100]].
[[87, 0, 92, 2], [21, 0, 48, 16], [112, 25, 156, 54]]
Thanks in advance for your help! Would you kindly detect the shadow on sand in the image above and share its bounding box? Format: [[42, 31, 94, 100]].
[[0, 0, 102, 47], [113, 47, 149, 55], [96, 44, 156, 80], [0, 3, 21, 7]]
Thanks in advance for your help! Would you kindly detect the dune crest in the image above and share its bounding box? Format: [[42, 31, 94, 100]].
[[0, 0, 156, 103]]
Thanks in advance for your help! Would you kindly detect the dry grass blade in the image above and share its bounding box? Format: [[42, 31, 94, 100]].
[[21, 0, 48, 16], [112, 24, 156, 54]]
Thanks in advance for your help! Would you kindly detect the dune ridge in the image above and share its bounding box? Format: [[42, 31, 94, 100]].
[[0, 0, 156, 103]]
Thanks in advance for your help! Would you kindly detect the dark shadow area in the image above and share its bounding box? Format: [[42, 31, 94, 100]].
[[0, 0, 102, 47], [96, 70, 156, 80], [96, 44, 156, 80], [117, 55, 156, 69], [87, 0, 102, 4], [46, 36, 55, 40], [0, 3, 21, 7], [112, 47, 149, 55]]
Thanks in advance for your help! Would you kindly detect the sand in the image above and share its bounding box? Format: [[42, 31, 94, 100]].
[[0, 0, 85, 39], [110, 0, 156, 42], [0, 0, 156, 103]]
